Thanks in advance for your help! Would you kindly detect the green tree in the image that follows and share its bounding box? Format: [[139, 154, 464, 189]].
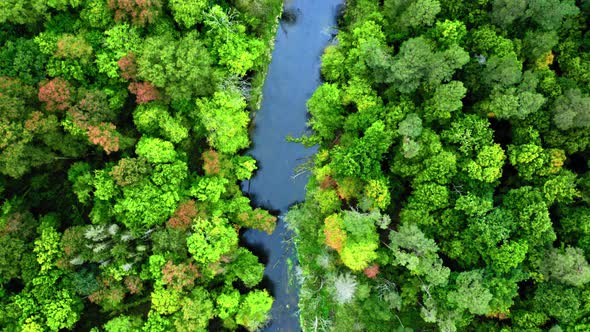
[[533, 283, 582, 324], [542, 247, 590, 287], [388, 37, 469, 93], [448, 270, 493, 315], [168, 0, 207, 28], [196, 90, 250, 154], [204, 6, 266, 77], [104, 315, 143, 332], [383, 0, 441, 36], [389, 223, 450, 286], [135, 137, 177, 164], [173, 287, 214, 332], [307, 83, 345, 141], [235, 290, 273, 331], [0, 0, 47, 24], [187, 216, 238, 267], [338, 210, 381, 271], [482, 54, 522, 89], [226, 248, 264, 288], [491, 0, 528, 28], [553, 89, 590, 130], [138, 32, 214, 100], [525, 0, 579, 31], [465, 144, 506, 183], [423, 81, 467, 122]]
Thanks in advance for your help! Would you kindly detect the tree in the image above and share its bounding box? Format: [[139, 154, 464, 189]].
[[388, 37, 469, 93], [523, 31, 559, 63], [133, 103, 188, 143], [447, 270, 493, 315], [542, 247, 590, 287], [54, 34, 93, 61], [135, 137, 177, 164], [553, 89, 590, 130], [465, 144, 506, 183], [226, 248, 264, 288], [104, 315, 143, 332], [112, 161, 188, 231], [332, 273, 358, 304], [525, 0, 579, 31], [0, 0, 47, 24], [485, 88, 546, 120], [173, 287, 214, 332], [442, 114, 494, 156], [482, 54, 522, 89], [205, 6, 266, 77], [542, 170, 579, 204], [187, 216, 238, 267], [151, 286, 182, 315], [128, 82, 161, 104], [161, 260, 199, 291], [491, 0, 528, 28], [235, 290, 273, 331], [138, 32, 214, 100], [330, 121, 393, 180], [389, 223, 450, 286], [33, 224, 62, 273], [307, 83, 345, 142], [383, 0, 441, 37], [0, 38, 48, 85], [406, 182, 450, 212], [168, 0, 207, 28], [502, 187, 555, 247], [216, 288, 240, 320], [108, 0, 163, 26], [110, 157, 152, 187], [324, 210, 381, 271], [398, 113, 423, 138], [196, 90, 250, 154], [38, 78, 72, 112], [533, 282, 582, 324], [423, 81, 467, 122], [427, 20, 467, 49]]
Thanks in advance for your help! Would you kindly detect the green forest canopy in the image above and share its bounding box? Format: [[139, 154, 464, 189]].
[[0, 0, 282, 331], [287, 0, 590, 331], [3, 0, 590, 331]]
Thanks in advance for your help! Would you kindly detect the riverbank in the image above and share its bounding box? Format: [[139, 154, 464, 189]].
[[240, 1, 345, 330], [248, 0, 284, 111]]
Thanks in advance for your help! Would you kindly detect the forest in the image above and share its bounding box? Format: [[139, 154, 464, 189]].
[[287, 0, 590, 331], [0, 0, 284, 331], [3, 0, 590, 331]]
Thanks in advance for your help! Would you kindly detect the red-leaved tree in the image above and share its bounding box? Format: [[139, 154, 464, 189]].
[[38, 78, 72, 111], [118, 52, 138, 81], [128, 81, 161, 104], [363, 264, 380, 279], [108, 0, 163, 26], [161, 260, 200, 291], [167, 200, 198, 231], [87, 122, 120, 154]]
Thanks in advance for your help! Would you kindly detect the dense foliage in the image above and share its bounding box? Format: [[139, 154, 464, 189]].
[[0, 0, 282, 331], [288, 0, 590, 331]]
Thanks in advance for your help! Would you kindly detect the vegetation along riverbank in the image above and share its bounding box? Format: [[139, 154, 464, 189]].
[[0, 0, 282, 330], [287, 0, 590, 331]]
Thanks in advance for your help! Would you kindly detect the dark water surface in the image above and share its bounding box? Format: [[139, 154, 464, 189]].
[[240, 0, 342, 331]]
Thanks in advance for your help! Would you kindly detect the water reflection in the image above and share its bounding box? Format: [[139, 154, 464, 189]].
[[240, 0, 344, 331]]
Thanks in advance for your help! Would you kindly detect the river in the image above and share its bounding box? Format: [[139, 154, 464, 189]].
[[240, 0, 343, 331]]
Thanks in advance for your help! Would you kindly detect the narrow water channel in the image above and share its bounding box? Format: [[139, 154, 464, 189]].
[[240, 0, 343, 330]]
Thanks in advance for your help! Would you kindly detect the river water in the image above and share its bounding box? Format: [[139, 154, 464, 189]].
[[240, 0, 343, 331]]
